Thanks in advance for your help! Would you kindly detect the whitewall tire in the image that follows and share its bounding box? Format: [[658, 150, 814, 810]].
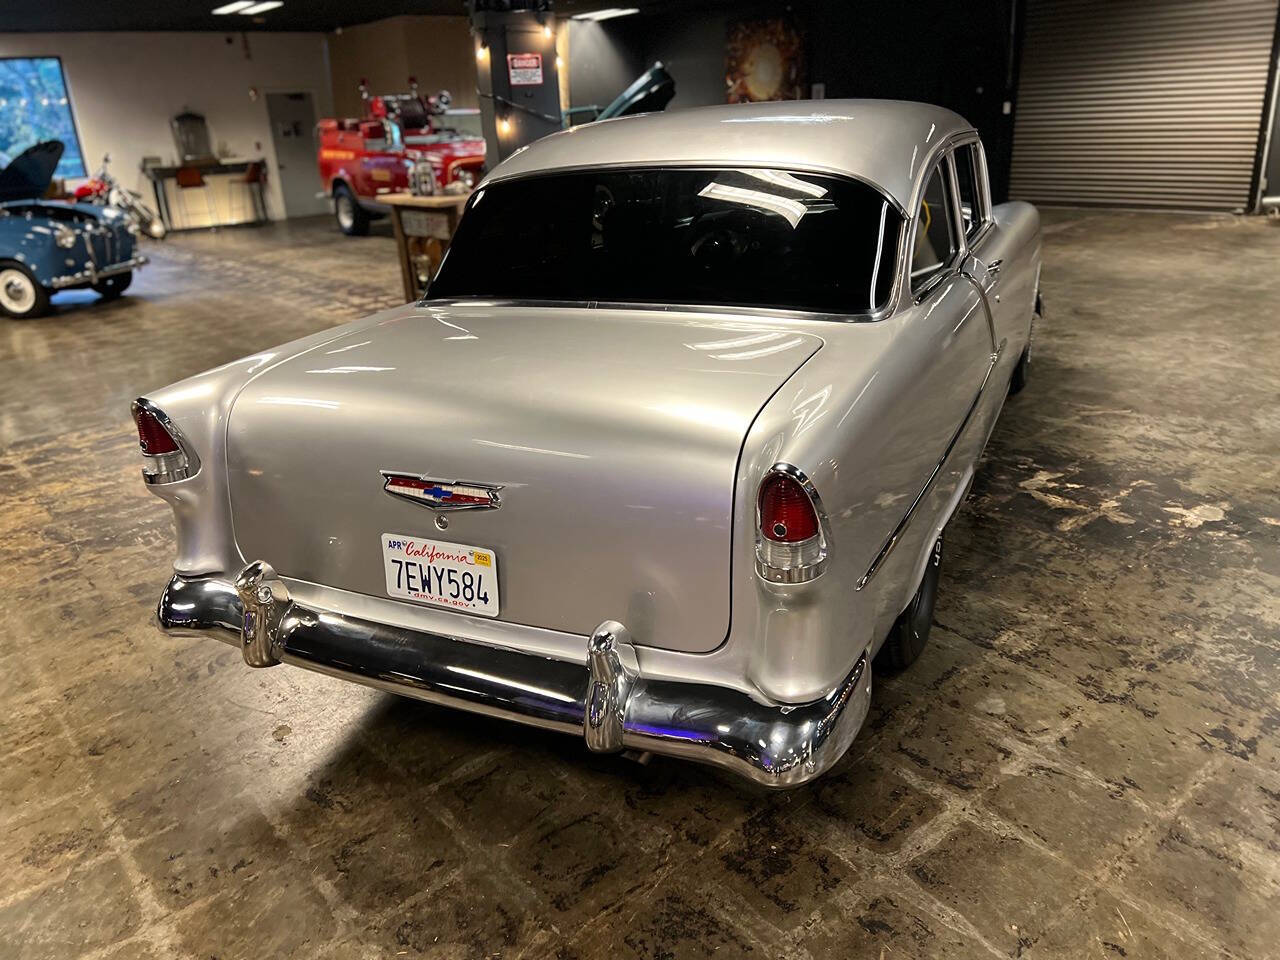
[[0, 263, 51, 320]]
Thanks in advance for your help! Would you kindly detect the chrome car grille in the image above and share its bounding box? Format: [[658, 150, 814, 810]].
[[86, 222, 132, 267]]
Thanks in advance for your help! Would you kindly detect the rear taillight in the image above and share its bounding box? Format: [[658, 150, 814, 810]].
[[132, 399, 197, 484], [755, 465, 828, 583], [134, 407, 179, 454]]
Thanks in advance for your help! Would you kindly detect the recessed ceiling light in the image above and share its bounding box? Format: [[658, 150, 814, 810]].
[[211, 1, 254, 13], [572, 7, 640, 21], [240, 0, 283, 13]]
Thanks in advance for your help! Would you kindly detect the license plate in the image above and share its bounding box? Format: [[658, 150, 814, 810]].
[[381, 533, 499, 617]]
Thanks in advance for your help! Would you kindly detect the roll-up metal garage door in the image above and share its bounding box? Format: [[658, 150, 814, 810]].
[[1010, 0, 1280, 211]]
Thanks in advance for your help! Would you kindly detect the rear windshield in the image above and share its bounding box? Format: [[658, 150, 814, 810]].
[[428, 167, 901, 314]]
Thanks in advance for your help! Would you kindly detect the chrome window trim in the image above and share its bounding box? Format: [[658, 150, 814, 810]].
[[945, 134, 992, 244], [447, 163, 912, 323], [442, 132, 987, 324], [908, 157, 966, 303]]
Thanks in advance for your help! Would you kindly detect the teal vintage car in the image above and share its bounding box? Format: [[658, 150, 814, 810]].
[[0, 141, 147, 319]]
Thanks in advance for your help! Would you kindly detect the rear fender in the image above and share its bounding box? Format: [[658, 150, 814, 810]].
[[139, 304, 420, 574]]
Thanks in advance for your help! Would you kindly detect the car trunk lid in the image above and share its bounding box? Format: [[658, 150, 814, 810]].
[[226, 303, 821, 652]]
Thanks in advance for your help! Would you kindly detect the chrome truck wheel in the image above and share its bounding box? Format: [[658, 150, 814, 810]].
[[0, 263, 50, 319]]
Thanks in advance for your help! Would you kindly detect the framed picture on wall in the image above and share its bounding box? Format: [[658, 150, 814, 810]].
[[725, 18, 805, 104]]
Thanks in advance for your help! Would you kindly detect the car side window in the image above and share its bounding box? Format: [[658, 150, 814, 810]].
[[952, 143, 984, 239], [910, 164, 956, 292]]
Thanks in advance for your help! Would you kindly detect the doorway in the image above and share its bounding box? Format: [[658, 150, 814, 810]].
[[266, 92, 327, 218]]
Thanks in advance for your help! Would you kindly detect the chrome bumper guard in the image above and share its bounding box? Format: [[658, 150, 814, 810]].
[[49, 254, 149, 290], [157, 562, 872, 788]]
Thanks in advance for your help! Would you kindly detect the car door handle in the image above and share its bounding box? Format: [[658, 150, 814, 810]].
[[988, 258, 1003, 275]]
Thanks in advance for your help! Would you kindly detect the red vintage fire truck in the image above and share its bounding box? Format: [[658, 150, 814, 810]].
[[316, 81, 486, 236]]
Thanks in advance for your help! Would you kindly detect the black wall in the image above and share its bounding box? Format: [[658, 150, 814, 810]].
[[566, 0, 1022, 201]]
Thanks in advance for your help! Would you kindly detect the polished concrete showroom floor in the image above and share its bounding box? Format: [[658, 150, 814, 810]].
[[2, 210, 1278, 959]]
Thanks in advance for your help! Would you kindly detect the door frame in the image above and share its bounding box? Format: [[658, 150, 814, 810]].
[[263, 89, 325, 219]]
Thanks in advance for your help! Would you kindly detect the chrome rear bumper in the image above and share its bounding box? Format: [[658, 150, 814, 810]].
[[157, 564, 872, 788]]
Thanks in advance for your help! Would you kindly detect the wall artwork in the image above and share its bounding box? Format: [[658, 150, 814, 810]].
[[725, 18, 805, 104]]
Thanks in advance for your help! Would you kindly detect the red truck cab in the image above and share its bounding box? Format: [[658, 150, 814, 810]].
[[317, 83, 485, 236]]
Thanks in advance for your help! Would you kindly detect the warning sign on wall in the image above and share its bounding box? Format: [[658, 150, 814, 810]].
[[507, 53, 544, 86]]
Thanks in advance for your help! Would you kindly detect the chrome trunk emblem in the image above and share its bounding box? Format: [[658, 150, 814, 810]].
[[380, 471, 503, 511]]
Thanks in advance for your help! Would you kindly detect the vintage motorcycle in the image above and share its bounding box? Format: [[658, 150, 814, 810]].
[[74, 154, 166, 239]]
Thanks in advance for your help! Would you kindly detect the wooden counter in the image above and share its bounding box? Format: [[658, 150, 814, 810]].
[[380, 192, 470, 302]]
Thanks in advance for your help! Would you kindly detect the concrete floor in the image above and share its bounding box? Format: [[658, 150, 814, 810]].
[[1, 209, 1278, 959]]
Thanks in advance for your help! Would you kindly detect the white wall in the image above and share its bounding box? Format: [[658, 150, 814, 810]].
[[0, 31, 334, 221]]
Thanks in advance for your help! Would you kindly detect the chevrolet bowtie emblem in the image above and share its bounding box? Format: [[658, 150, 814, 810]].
[[380, 471, 503, 511]]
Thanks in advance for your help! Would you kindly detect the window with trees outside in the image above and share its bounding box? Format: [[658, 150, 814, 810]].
[[0, 57, 85, 178]]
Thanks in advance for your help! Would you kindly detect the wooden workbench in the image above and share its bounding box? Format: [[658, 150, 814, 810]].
[[380, 192, 470, 302]]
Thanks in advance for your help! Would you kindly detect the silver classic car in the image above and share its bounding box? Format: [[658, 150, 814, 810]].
[[140, 100, 1041, 787]]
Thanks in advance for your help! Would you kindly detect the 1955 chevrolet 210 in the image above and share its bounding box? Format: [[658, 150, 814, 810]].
[[140, 100, 1041, 787]]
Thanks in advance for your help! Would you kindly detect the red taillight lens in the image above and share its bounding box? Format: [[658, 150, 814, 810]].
[[134, 406, 180, 455], [758, 473, 819, 543]]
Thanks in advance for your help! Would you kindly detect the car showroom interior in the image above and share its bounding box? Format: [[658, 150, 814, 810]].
[[2, 0, 1278, 957]]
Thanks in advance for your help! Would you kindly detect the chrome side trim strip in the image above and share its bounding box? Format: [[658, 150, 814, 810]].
[[959, 267, 999, 351], [856, 340, 1005, 591], [156, 571, 873, 788]]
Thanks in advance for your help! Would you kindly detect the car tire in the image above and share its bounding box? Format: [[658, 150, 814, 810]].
[[93, 271, 132, 299], [1010, 304, 1040, 396], [334, 184, 370, 236], [1008, 345, 1031, 395], [875, 535, 942, 672], [0, 261, 51, 320]]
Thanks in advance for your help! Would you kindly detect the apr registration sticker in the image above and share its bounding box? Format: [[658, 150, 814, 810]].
[[381, 533, 499, 617]]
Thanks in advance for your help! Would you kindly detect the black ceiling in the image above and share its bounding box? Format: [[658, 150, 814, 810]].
[[0, 0, 724, 33], [0, 0, 471, 33]]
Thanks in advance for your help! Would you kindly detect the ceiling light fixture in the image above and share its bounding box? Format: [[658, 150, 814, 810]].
[[211, 1, 254, 13], [239, 0, 283, 14], [571, 8, 640, 22]]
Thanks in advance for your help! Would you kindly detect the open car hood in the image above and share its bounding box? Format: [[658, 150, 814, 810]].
[[0, 141, 64, 203], [597, 62, 676, 121]]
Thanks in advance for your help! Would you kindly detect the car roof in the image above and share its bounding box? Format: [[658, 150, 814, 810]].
[[483, 99, 974, 213]]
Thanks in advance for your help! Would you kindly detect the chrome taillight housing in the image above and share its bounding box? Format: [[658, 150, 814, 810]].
[[131, 398, 198, 485], [755, 463, 829, 583]]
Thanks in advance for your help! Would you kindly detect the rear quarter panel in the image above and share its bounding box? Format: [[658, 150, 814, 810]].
[[721, 202, 1042, 703], [141, 304, 421, 576], [723, 303, 993, 703]]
